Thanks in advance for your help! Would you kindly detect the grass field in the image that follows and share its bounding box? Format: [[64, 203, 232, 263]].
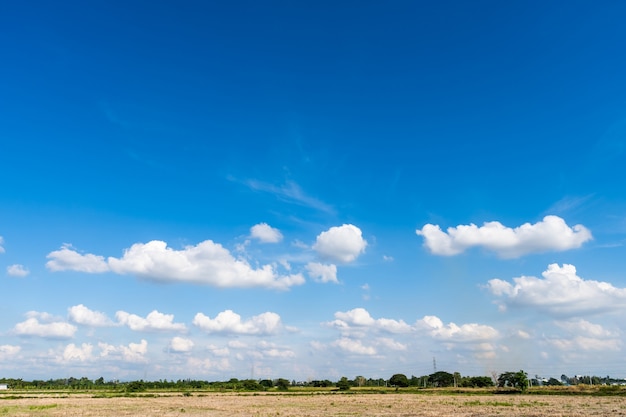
[[2, 390, 626, 416]]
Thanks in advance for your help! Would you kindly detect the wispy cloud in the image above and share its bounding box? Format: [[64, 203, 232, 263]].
[[238, 178, 334, 214]]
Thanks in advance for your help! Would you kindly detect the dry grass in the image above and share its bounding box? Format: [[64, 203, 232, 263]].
[[1, 392, 626, 416]]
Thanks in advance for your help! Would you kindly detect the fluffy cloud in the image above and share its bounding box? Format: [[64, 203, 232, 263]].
[[416, 215, 592, 258], [329, 308, 412, 334], [547, 336, 621, 352], [46, 244, 109, 272], [554, 319, 615, 338], [486, 263, 626, 316], [250, 223, 283, 243], [68, 304, 115, 327], [332, 337, 377, 355], [169, 337, 194, 353], [261, 347, 296, 359], [544, 319, 622, 352], [313, 224, 367, 263], [306, 262, 338, 284], [0, 345, 21, 359], [416, 316, 499, 342], [116, 310, 187, 332], [6, 264, 29, 277], [0, 236, 4, 253], [193, 310, 282, 335], [14, 316, 77, 339], [376, 337, 407, 351], [46, 240, 305, 290], [99, 339, 148, 362], [61, 343, 93, 362]]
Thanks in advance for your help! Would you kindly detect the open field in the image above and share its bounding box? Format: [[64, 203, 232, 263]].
[[2, 391, 626, 416]]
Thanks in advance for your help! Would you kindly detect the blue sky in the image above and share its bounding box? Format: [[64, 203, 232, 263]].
[[2, 0, 626, 382]]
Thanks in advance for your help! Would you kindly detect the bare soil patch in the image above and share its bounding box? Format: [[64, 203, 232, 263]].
[[2, 392, 626, 416]]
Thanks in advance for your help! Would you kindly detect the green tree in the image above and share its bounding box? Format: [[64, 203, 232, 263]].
[[497, 370, 528, 391], [389, 374, 409, 388], [429, 371, 454, 387], [545, 377, 563, 386], [336, 377, 350, 391], [275, 378, 290, 391], [462, 376, 494, 388]]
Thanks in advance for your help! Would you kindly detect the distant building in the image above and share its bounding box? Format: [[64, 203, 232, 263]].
[[0, 384, 8, 390]]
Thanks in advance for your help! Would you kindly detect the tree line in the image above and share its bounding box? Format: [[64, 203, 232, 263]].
[[2, 371, 624, 391]]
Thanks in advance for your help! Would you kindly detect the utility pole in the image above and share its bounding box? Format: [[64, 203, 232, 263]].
[[433, 357, 437, 373]]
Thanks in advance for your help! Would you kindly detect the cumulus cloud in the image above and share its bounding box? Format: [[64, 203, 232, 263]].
[[333, 337, 377, 355], [416, 316, 498, 342], [116, 310, 187, 332], [99, 339, 148, 362], [328, 308, 412, 334], [61, 343, 93, 362], [47, 240, 305, 290], [193, 310, 282, 335], [0, 236, 4, 253], [68, 304, 115, 327], [555, 319, 618, 338], [169, 337, 194, 353], [376, 337, 407, 351], [14, 317, 77, 339], [261, 347, 295, 359], [306, 262, 338, 284], [6, 264, 29, 277], [416, 215, 592, 258], [0, 345, 21, 359], [313, 224, 367, 263], [486, 263, 626, 316], [547, 336, 621, 352], [46, 244, 109, 272], [250, 223, 283, 243]]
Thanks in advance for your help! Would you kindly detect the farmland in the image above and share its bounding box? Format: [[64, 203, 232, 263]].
[[2, 389, 626, 416]]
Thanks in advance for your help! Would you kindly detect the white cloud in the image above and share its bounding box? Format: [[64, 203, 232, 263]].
[[262, 348, 296, 358], [99, 339, 148, 362], [242, 179, 334, 214], [108, 240, 305, 290], [61, 343, 93, 362], [0, 345, 21, 359], [47, 240, 305, 290], [546, 319, 621, 352], [250, 223, 283, 243], [416, 215, 592, 258], [555, 319, 618, 338], [486, 263, 626, 316], [193, 310, 282, 335], [116, 310, 186, 332], [207, 344, 230, 357], [169, 337, 194, 353], [14, 317, 76, 339], [0, 236, 4, 253], [547, 336, 621, 352], [313, 224, 367, 263], [329, 308, 412, 334], [332, 337, 377, 355], [416, 315, 498, 342], [46, 244, 109, 272], [6, 264, 29, 277], [376, 337, 407, 351], [68, 304, 115, 327], [306, 262, 338, 284]]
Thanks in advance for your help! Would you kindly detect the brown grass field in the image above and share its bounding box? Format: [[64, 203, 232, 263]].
[[2, 391, 626, 417]]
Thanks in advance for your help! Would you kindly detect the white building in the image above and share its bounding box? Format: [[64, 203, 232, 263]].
[[0, 384, 8, 390]]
